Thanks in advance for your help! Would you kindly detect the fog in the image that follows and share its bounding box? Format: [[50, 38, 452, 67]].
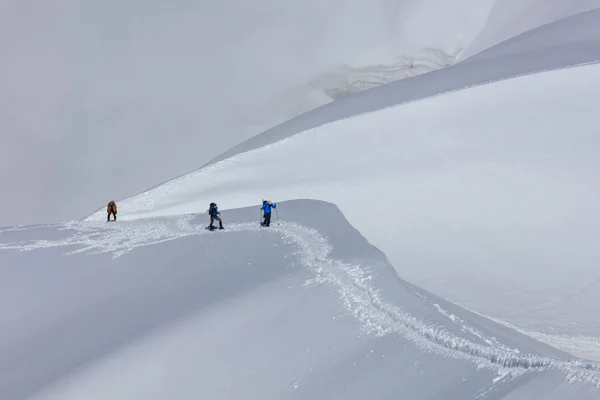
[[0, 0, 490, 226]]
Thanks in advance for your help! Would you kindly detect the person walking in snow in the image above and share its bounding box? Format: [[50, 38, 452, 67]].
[[261, 200, 276, 227], [107, 200, 118, 222], [208, 202, 224, 231]]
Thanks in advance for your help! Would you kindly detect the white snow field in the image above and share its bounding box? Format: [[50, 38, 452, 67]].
[[0, 0, 487, 226], [85, 8, 600, 362], [2, 2, 600, 400], [4, 0, 600, 226], [2, 201, 600, 399]]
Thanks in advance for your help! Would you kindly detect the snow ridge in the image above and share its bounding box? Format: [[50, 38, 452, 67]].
[[275, 224, 600, 385], [83, 60, 600, 224], [2, 217, 600, 385]]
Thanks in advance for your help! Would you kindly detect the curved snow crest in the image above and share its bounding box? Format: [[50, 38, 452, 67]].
[[242, 49, 455, 131], [459, 0, 600, 60], [3, 218, 600, 385], [83, 136, 298, 221], [85, 59, 600, 224], [278, 224, 600, 385], [475, 312, 600, 363]]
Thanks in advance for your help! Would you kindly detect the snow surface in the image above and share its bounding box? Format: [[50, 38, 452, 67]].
[[86, 12, 600, 362], [0, 0, 481, 226], [2, 201, 600, 399], [458, 0, 600, 60], [4, 0, 598, 226], [189, 8, 600, 168], [3, 2, 600, 399]]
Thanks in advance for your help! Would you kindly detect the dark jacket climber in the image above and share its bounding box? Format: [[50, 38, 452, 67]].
[[107, 201, 118, 222], [208, 202, 224, 230], [261, 200, 276, 227]]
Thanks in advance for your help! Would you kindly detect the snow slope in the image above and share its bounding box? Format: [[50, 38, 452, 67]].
[[4, 0, 598, 226], [458, 0, 600, 60], [2, 201, 600, 399], [193, 8, 600, 166], [3, 2, 600, 398], [0, 0, 482, 226], [87, 12, 600, 361]]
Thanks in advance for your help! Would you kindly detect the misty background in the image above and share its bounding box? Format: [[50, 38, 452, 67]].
[[1, 0, 494, 226]]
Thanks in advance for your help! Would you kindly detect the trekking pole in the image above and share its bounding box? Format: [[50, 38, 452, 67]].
[[260, 200, 264, 225], [275, 207, 280, 225]]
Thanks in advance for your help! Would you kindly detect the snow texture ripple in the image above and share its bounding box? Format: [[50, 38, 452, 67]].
[[2, 216, 600, 387]]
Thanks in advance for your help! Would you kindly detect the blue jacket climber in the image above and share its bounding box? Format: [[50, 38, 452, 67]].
[[261, 201, 276, 214], [261, 200, 276, 227]]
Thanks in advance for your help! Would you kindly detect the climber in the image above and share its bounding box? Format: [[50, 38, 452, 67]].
[[208, 202, 224, 231], [107, 200, 117, 222], [261, 200, 276, 227]]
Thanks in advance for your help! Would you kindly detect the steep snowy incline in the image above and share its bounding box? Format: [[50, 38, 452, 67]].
[[462, 7, 600, 64], [87, 62, 600, 360], [458, 0, 600, 60], [0, 0, 494, 226], [168, 9, 600, 168], [243, 49, 454, 131], [6, 0, 598, 226], [2, 201, 600, 399]]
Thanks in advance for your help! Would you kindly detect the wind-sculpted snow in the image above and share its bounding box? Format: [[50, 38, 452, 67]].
[[268, 224, 600, 382], [458, 0, 600, 60], [3, 201, 600, 399], [4, 0, 599, 228], [179, 8, 600, 169], [3, 0, 531, 227], [240, 51, 451, 136], [89, 51, 600, 362]]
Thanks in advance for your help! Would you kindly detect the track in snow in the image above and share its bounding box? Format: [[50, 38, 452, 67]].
[[3, 215, 600, 386]]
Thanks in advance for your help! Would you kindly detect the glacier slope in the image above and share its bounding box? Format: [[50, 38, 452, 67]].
[[458, 0, 600, 60], [5, 0, 600, 226], [88, 60, 600, 359], [186, 8, 600, 168], [0, 0, 489, 226], [2, 201, 600, 399]]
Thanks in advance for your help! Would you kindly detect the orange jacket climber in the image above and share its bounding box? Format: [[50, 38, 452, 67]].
[[107, 201, 118, 221]]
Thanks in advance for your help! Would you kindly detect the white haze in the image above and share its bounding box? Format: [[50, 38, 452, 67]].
[[1, 0, 493, 226]]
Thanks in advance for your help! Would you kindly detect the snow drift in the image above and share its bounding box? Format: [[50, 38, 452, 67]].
[[5, 0, 600, 226], [0, 0, 482, 226], [458, 0, 600, 59], [88, 10, 600, 361], [2, 201, 600, 399], [3, 2, 600, 399]]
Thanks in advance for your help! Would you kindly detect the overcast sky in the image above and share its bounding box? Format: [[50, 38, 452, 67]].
[[0, 0, 490, 226]]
